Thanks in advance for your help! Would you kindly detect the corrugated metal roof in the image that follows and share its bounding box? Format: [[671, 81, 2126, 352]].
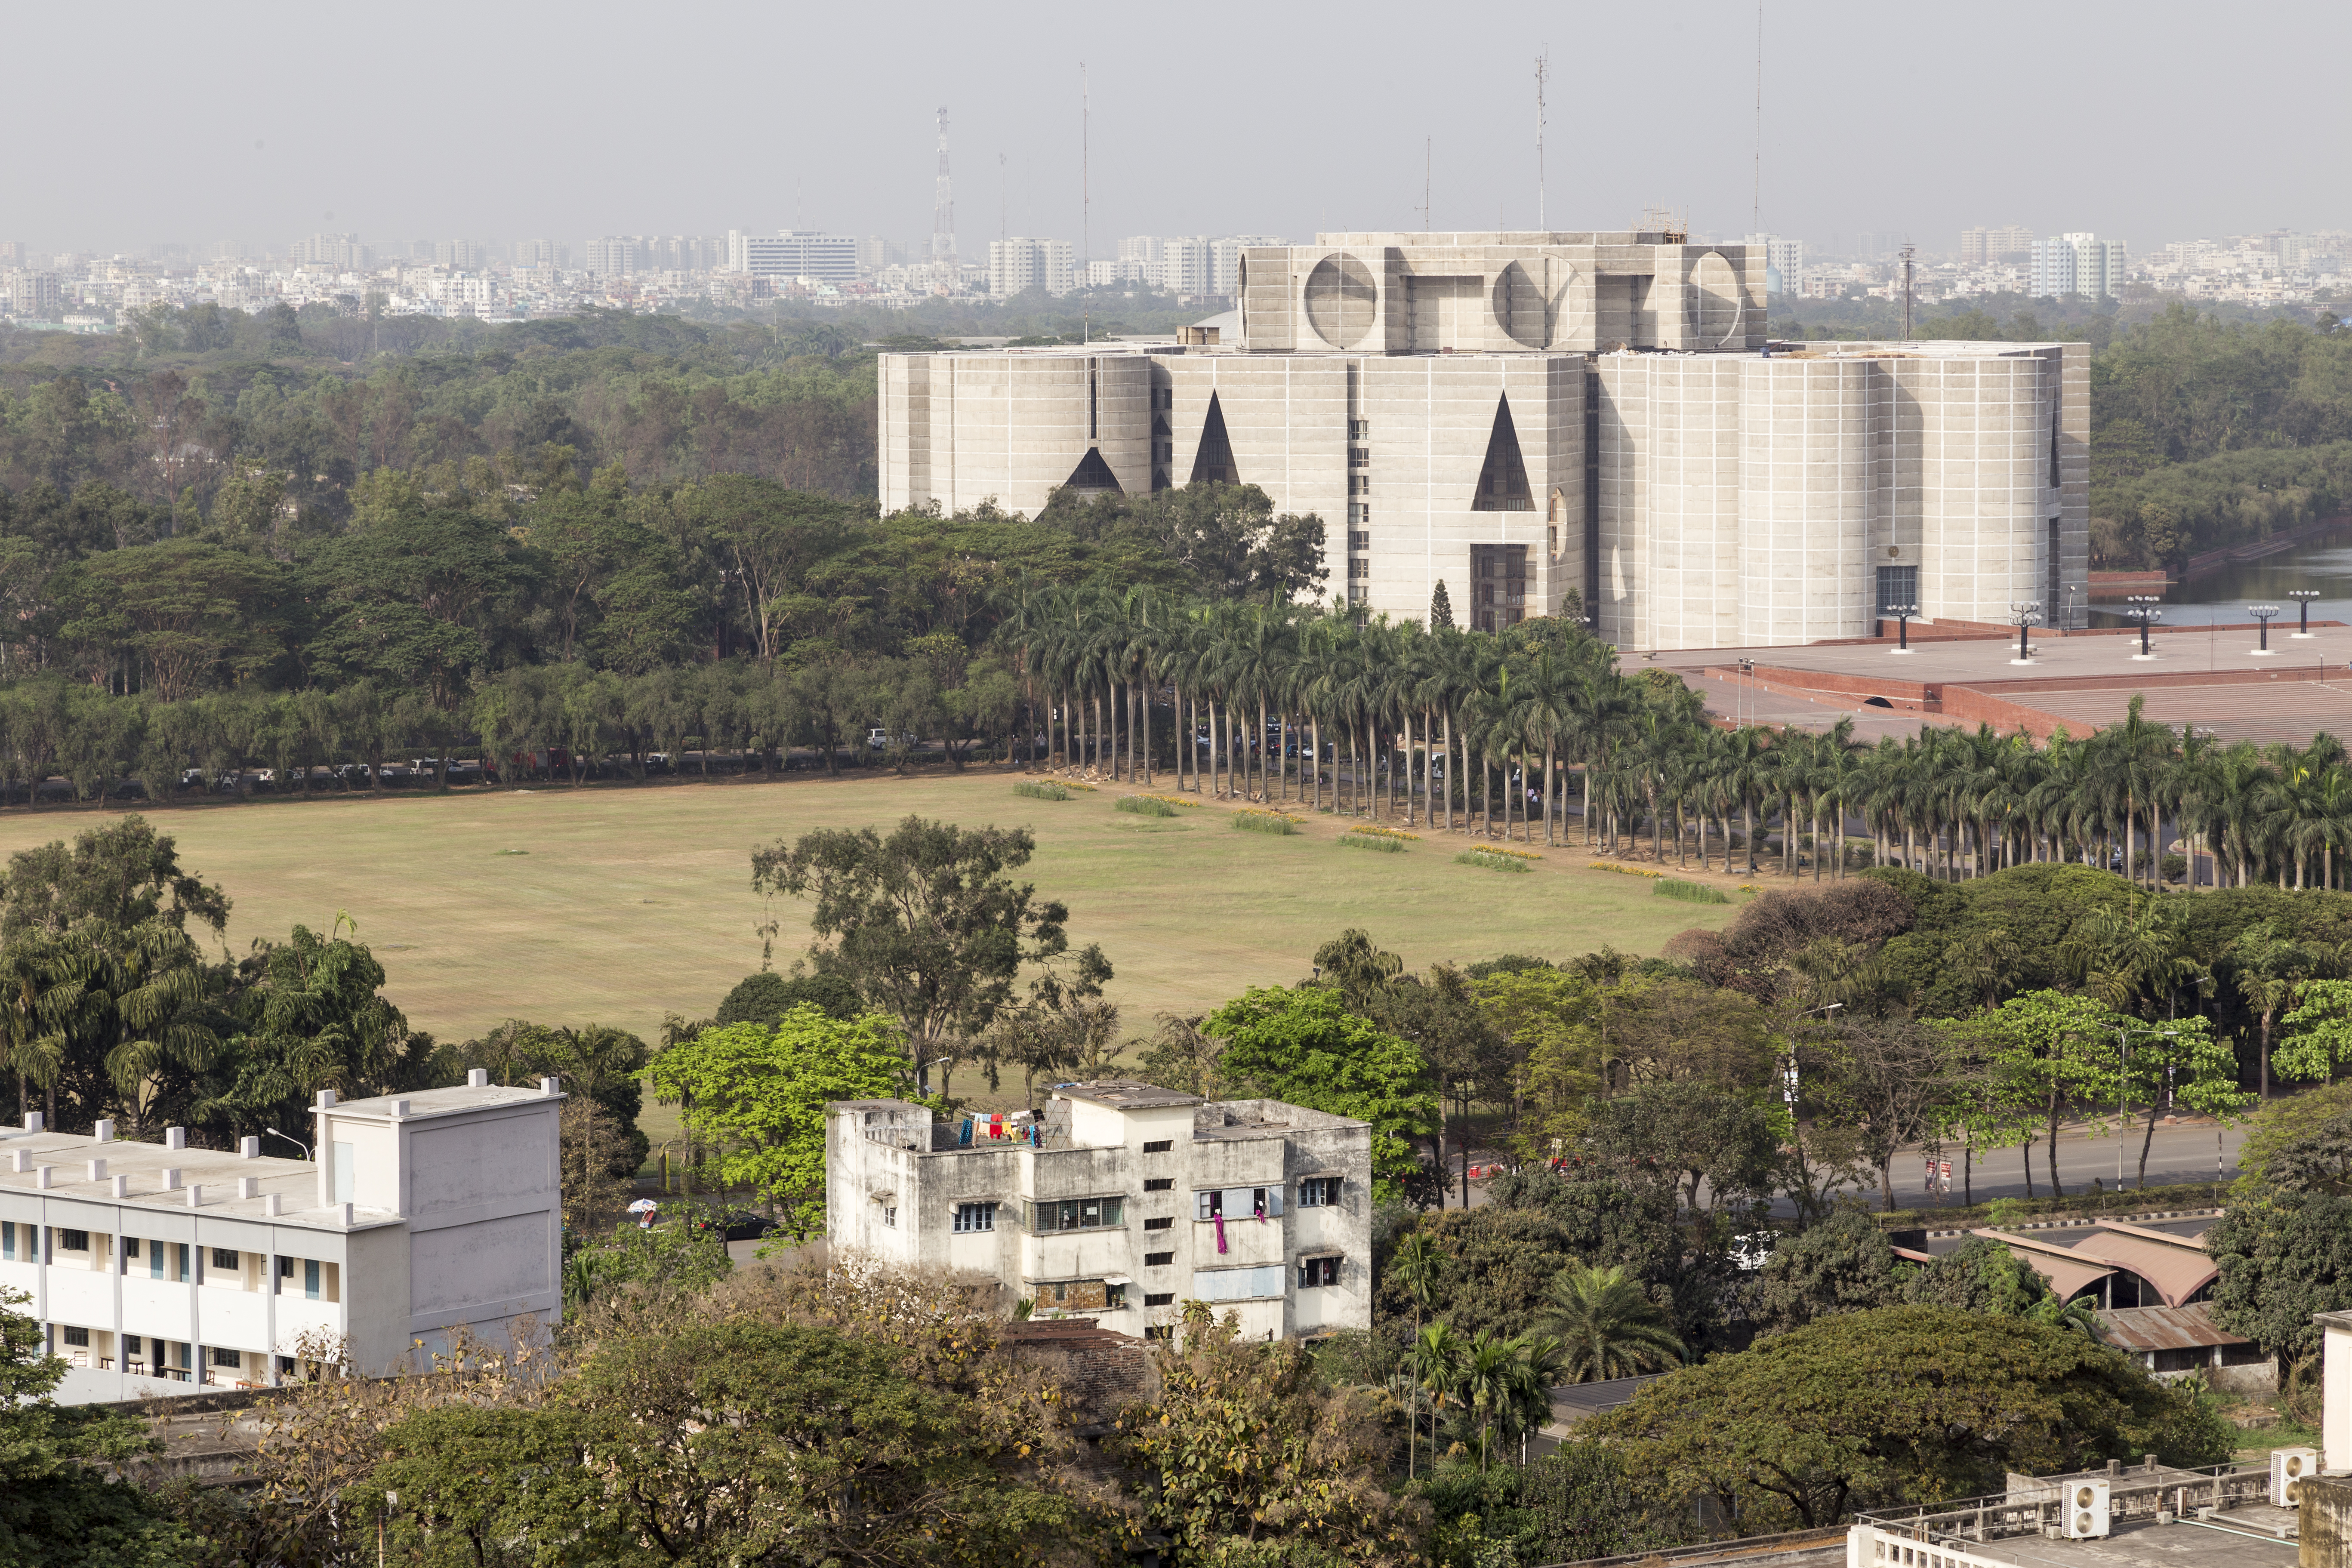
[[2096, 1301, 2249, 1353]]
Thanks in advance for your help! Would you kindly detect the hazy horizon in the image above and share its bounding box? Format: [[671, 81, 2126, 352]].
[[9, 0, 2344, 262]]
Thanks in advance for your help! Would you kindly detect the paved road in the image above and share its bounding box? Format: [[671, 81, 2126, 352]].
[[1444, 1115, 2249, 1215]]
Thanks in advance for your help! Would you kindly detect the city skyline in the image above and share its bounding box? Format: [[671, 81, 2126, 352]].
[[7, 0, 2346, 261]]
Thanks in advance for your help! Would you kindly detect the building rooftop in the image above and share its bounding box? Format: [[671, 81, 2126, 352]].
[[0, 1125, 391, 1231], [1051, 1081, 1202, 1110], [325, 1081, 561, 1121], [2097, 1303, 2250, 1354]]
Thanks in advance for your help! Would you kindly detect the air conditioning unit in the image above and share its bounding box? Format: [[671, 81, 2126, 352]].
[[2065, 1480, 2111, 1540], [2272, 1448, 2319, 1507]]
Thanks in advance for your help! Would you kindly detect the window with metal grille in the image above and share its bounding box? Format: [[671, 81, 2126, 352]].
[[1028, 1196, 1125, 1232], [1298, 1255, 1341, 1288], [1144, 1177, 1174, 1191], [1874, 565, 1919, 617], [63, 1325, 89, 1346], [58, 1229, 89, 1252], [953, 1201, 996, 1232], [1348, 530, 1369, 551], [1349, 559, 1369, 579], [1142, 1140, 1172, 1153], [1143, 1216, 1173, 1230], [1145, 1251, 1175, 1267], [1297, 1177, 1341, 1207], [210, 1346, 242, 1368], [211, 1248, 239, 1271]]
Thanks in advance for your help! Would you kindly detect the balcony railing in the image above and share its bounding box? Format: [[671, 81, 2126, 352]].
[[864, 1124, 1072, 1153], [1853, 1464, 2271, 1541]]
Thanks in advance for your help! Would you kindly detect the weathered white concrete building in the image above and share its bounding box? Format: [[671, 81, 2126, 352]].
[[0, 1074, 564, 1403], [877, 230, 2090, 648], [828, 1082, 1371, 1341]]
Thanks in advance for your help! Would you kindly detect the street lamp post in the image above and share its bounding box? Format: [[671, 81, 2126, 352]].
[[2249, 604, 2281, 655], [2124, 595, 2163, 659], [2010, 601, 2043, 665], [1888, 601, 1919, 654], [1737, 657, 1755, 729], [2289, 589, 2321, 638]]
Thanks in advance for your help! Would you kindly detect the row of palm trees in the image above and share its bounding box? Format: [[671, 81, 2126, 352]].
[[1387, 1239, 1686, 1471], [999, 585, 2352, 890]]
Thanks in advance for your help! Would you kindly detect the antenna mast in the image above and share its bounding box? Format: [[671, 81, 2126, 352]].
[[1081, 62, 1090, 345], [931, 108, 955, 262], [1535, 49, 1549, 231], [1423, 138, 1432, 232], [1751, 2, 1763, 236]]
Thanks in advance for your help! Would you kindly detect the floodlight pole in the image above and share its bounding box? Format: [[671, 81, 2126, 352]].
[[2125, 595, 2162, 659], [2250, 604, 2281, 655], [2290, 589, 2320, 638], [1890, 602, 1918, 653], [2010, 602, 2043, 665]]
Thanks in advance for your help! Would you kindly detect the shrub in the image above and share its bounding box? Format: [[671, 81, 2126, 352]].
[[1117, 795, 1178, 817], [1458, 848, 1532, 873], [1013, 781, 1073, 801], [1141, 794, 1203, 810], [1654, 878, 1730, 905], [1349, 824, 1420, 842], [1233, 810, 1301, 836], [1338, 832, 1405, 853]]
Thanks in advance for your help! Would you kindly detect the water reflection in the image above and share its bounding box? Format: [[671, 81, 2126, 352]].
[[2090, 529, 2352, 627]]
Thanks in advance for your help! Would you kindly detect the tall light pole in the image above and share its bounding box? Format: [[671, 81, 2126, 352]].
[[2010, 602, 2043, 665], [2290, 588, 2321, 638], [2249, 604, 2281, 655], [2124, 595, 2162, 659], [1888, 601, 1919, 654]]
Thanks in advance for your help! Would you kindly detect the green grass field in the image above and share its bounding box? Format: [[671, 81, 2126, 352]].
[[0, 772, 1740, 1136]]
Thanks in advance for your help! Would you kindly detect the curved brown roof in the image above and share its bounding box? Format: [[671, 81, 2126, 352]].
[[2064, 1232, 2219, 1306], [1970, 1229, 2116, 1300]]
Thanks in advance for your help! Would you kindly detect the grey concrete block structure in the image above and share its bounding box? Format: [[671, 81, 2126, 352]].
[[827, 1082, 1371, 1342], [878, 231, 2090, 647]]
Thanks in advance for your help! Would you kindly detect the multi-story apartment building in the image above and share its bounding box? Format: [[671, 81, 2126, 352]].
[[0, 1074, 564, 1404], [1743, 232, 1806, 296], [291, 232, 369, 269], [987, 237, 1075, 297], [4, 270, 63, 317], [1961, 225, 2035, 266], [827, 1082, 1372, 1341], [513, 238, 567, 270], [2031, 232, 2126, 299]]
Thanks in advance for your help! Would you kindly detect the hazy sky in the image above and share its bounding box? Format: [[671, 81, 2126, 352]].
[[12, 0, 2345, 259]]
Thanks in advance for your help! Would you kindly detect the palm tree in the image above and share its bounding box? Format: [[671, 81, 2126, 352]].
[[1534, 1263, 1686, 1383], [1404, 1320, 1466, 1469]]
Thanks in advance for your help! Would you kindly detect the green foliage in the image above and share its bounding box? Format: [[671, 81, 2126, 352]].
[[1233, 811, 1300, 835], [1652, 876, 1729, 904], [1116, 794, 1177, 817], [1595, 1306, 2233, 1531], [2211, 1189, 2352, 1362], [1110, 1303, 1426, 1563], [1899, 1237, 2054, 1316], [1751, 1212, 1904, 1335], [1012, 780, 1073, 800], [641, 1006, 916, 1238], [1535, 1263, 1686, 1382], [714, 967, 863, 1027], [750, 815, 1073, 1067], [1377, 1208, 1584, 1342], [1455, 848, 1530, 872], [2235, 1082, 2352, 1195], [0, 1287, 195, 1567], [1338, 832, 1406, 853], [1202, 986, 1436, 1195], [563, 1210, 734, 1310]]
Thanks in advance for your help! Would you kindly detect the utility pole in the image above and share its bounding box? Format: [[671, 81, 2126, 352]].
[[1423, 138, 1432, 232], [1752, 2, 1763, 237], [1081, 62, 1090, 345]]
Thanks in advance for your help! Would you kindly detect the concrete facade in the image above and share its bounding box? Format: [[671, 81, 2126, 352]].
[[826, 1082, 1371, 1342], [876, 231, 2090, 648], [0, 1074, 563, 1403]]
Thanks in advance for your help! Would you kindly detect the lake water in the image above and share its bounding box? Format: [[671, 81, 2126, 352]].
[[2089, 527, 2352, 628]]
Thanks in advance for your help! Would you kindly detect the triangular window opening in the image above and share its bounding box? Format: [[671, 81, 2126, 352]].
[[1472, 394, 1533, 512], [1062, 446, 1124, 495], [1189, 391, 1240, 486]]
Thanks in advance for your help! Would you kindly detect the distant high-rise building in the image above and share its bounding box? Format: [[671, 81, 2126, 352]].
[[1960, 225, 2034, 266], [4, 271, 64, 317], [2030, 232, 2126, 299], [986, 237, 1074, 297], [856, 237, 905, 274], [432, 239, 489, 269], [1211, 236, 1285, 295], [291, 233, 368, 269], [726, 231, 859, 284], [584, 237, 641, 277], [1744, 232, 1806, 296], [0, 242, 25, 267], [514, 239, 567, 269]]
